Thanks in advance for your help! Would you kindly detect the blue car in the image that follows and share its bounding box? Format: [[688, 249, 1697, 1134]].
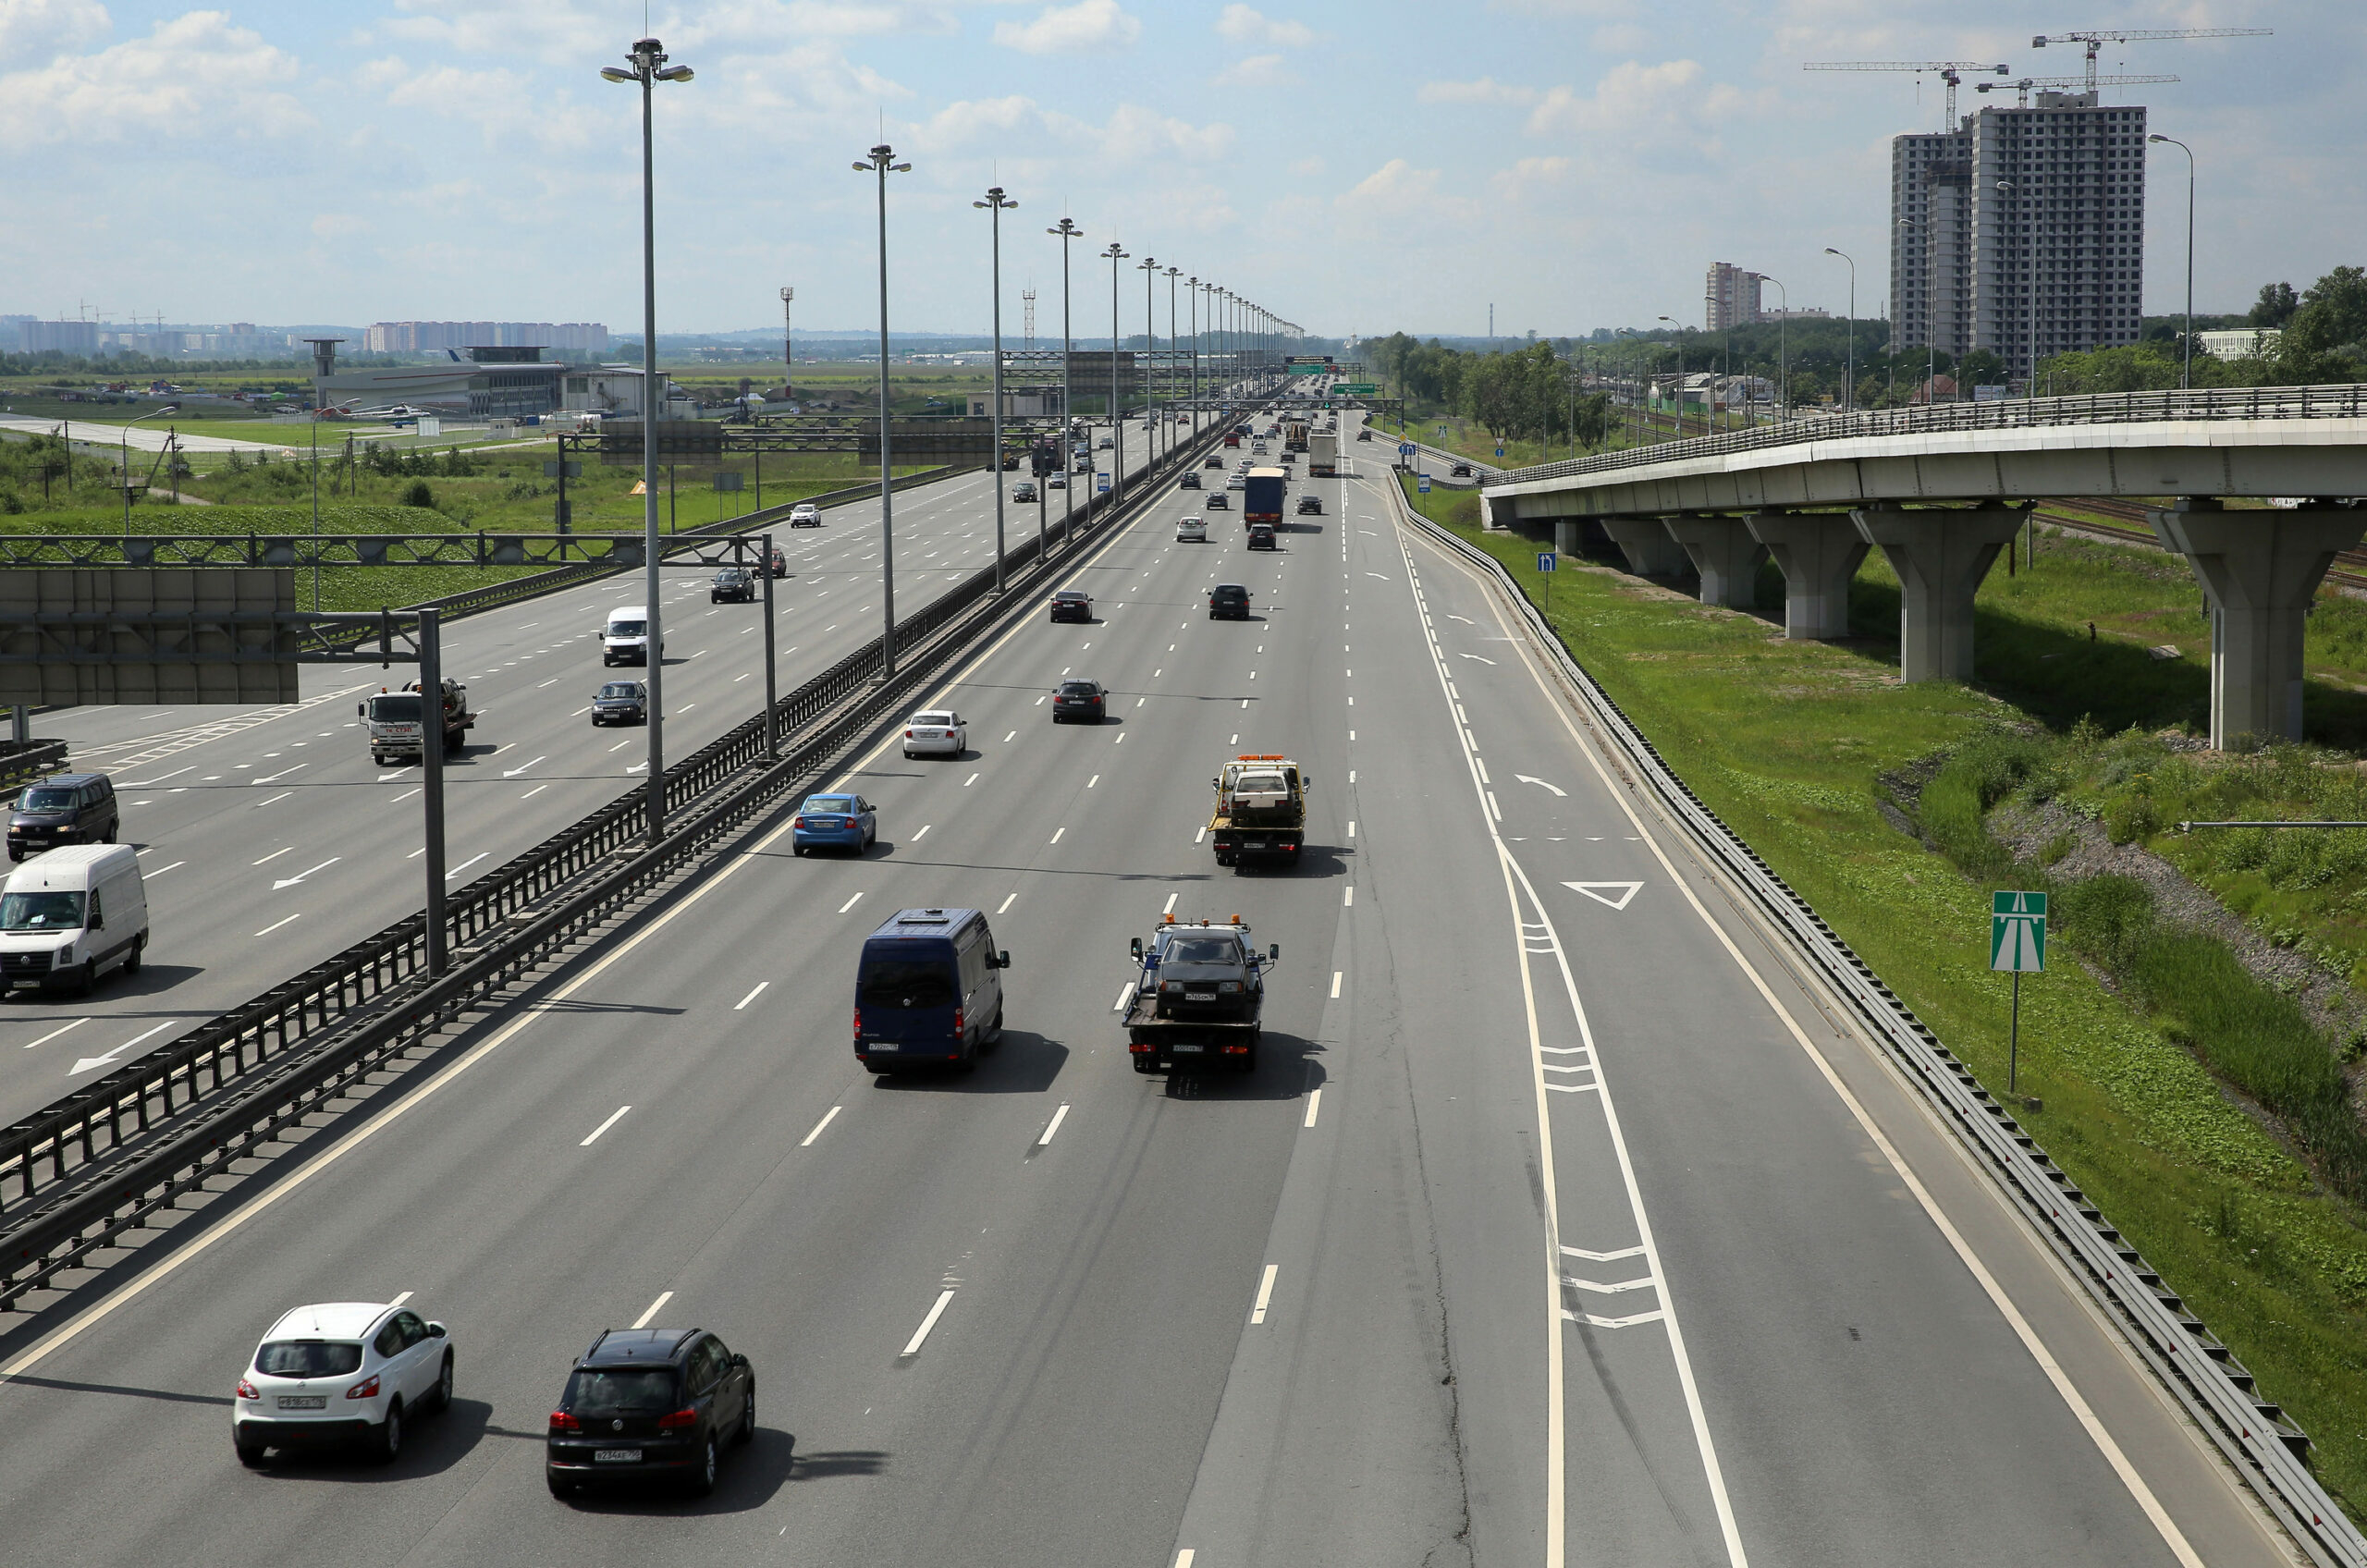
[[791, 792, 876, 857]]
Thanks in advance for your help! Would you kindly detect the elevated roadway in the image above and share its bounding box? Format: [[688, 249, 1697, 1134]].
[[0, 409, 2297, 1565]]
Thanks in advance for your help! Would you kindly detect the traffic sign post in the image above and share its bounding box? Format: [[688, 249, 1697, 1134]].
[[1991, 890, 2047, 1092], [1537, 549, 1555, 617], [1417, 473, 1430, 495]]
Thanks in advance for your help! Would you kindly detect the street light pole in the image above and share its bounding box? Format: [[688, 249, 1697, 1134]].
[[1188, 276, 1200, 410], [1657, 316, 1684, 437], [1103, 241, 1129, 508], [1137, 254, 1158, 472], [1048, 216, 1082, 545], [1165, 265, 1181, 463], [854, 142, 912, 674], [601, 35, 693, 844], [1762, 276, 1787, 424], [975, 185, 1018, 593], [2150, 134, 2196, 389], [1824, 247, 1856, 415], [117, 403, 177, 541]]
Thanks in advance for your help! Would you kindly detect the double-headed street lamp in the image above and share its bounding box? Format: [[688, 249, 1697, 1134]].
[[601, 35, 693, 844], [1102, 241, 1129, 507], [1048, 217, 1084, 542], [974, 185, 1018, 592], [853, 143, 911, 674], [1823, 247, 1856, 414]]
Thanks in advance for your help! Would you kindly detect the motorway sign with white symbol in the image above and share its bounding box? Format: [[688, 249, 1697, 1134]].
[[1991, 890, 2046, 972]]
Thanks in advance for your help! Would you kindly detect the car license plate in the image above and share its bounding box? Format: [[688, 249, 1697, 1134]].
[[276, 1395, 326, 1410], [1185, 991, 1216, 1001], [595, 1449, 643, 1464], [1172, 1043, 1205, 1053], [869, 1043, 899, 1052]]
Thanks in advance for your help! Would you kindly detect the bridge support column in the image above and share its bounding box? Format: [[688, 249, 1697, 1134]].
[[2149, 498, 2366, 748], [1553, 520, 1587, 558], [1851, 503, 2030, 683], [1600, 516, 1689, 580], [1662, 514, 1768, 608], [1746, 511, 1868, 639]]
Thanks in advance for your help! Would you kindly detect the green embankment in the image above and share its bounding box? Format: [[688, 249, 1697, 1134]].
[[1404, 477, 2367, 1518]]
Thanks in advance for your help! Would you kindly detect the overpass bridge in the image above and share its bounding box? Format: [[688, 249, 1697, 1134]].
[[1482, 386, 2367, 748]]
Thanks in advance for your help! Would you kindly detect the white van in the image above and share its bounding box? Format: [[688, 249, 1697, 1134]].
[[601, 605, 661, 667], [0, 843, 149, 996]]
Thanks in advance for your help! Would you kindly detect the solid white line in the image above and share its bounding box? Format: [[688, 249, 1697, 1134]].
[[251, 846, 294, 865], [1304, 1087, 1321, 1129], [1249, 1263, 1279, 1325], [521, 784, 547, 800], [252, 791, 293, 808], [1331, 971, 1343, 998], [632, 1291, 673, 1329], [145, 862, 185, 876], [444, 851, 489, 880], [838, 892, 865, 914], [1112, 983, 1134, 1012], [1195, 826, 1207, 843], [997, 892, 1017, 913], [734, 981, 769, 1011], [23, 1018, 91, 1050], [1163, 892, 1179, 914], [1037, 1103, 1071, 1147], [253, 913, 300, 937], [901, 1290, 956, 1356], [581, 1105, 632, 1146], [800, 1106, 841, 1147]]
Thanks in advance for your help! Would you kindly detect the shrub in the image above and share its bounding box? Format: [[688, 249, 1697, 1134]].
[[2103, 790, 2157, 845], [2056, 874, 2154, 971], [399, 479, 436, 509]]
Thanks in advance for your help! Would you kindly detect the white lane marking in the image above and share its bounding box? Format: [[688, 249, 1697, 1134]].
[[1037, 1103, 1071, 1147], [1049, 827, 1064, 843], [388, 1290, 412, 1309], [502, 754, 547, 778], [1331, 971, 1343, 998], [913, 824, 931, 840], [1162, 892, 1179, 914], [250, 762, 309, 784], [390, 788, 421, 803], [800, 1106, 841, 1147], [734, 982, 769, 1011], [1487, 790, 1502, 821], [901, 1290, 956, 1357], [24, 1017, 91, 1050], [521, 784, 548, 800], [1564, 881, 1644, 911], [123, 766, 194, 787], [632, 1291, 673, 1329], [68, 1018, 180, 1076], [272, 857, 340, 890], [1249, 1263, 1279, 1325], [252, 791, 294, 809], [251, 846, 295, 865], [1343, 886, 1353, 907], [1087, 774, 1099, 789], [838, 892, 865, 914], [1112, 983, 1134, 1013], [1347, 820, 1356, 838], [1303, 1088, 1321, 1129], [253, 913, 300, 937], [965, 772, 980, 787], [444, 852, 490, 880], [1562, 1243, 1647, 1262], [1448, 613, 1476, 624], [997, 892, 1017, 914], [1475, 755, 1490, 785], [1517, 775, 1567, 797], [1458, 653, 1498, 665], [1003, 729, 1017, 741], [581, 1106, 632, 1146], [608, 739, 632, 753]]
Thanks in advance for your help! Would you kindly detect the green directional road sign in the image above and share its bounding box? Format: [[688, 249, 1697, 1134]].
[[1991, 890, 2046, 973]]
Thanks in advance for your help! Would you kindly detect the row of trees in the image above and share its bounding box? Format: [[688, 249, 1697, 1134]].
[[1360, 335, 1616, 447]]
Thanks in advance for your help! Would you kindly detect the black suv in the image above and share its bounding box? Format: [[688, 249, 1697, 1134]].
[[1246, 523, 1278, 550], [1295, 494, 1322, 515], [711, 568, 754, 604], [8, 773, 118, 862], [546, 1328, 754, 1499], [1209, 583, 1253, 619]]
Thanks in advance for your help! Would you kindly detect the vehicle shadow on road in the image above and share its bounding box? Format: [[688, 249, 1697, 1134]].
[[1157, 1030, 1325, 1104], [3, 963, 202, 1004], [5, 1372, 231, 1409], [243, 1396, 497, 1484], [870, 1030, 1067, 1094], [558, 1427, 803, 1513]]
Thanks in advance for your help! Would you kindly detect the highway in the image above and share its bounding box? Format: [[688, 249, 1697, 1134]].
[[0, 410, 1203, 1130], [0, 407, 2297, 1565]]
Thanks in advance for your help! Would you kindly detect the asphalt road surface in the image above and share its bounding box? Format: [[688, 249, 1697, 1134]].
[[0, 408, 2293, 1566]]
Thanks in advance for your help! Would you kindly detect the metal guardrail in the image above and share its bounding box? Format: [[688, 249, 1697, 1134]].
[[0, 424, 1224, 1309], [1489, 383, 2367, 489], [0, 741, 70, 797], [1389, 477, 2367, 1566]]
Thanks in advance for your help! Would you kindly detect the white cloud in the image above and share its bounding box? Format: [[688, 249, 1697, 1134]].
[[1339, 158, 1443, 212], [992, 0, 1140, 55], [0, 0, 108, 61], [1212, 54, 1294, 89], [0, 9, 311, 144], [1214, 5, 1315, 48], [1417, 76, 1539, 106]]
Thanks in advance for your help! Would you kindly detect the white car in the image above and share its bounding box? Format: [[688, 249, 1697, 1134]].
[[1227, 473, 1246, 490], [1176, 515, 1208, 543], [902, 709, 967, 758], [234, 1301, 454, 1466], [1047, 472, 1068, 490], [789, 502, 821, 527]]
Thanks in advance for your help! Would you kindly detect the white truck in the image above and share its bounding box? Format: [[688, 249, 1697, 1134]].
[[360, 680, 472, 766], [1308, 431, 1339, 477]]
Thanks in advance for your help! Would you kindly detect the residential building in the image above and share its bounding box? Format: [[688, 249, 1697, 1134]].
[[1705, 263, 1763, 330], [363, 321, 611, 356], [1891, 129, 1974, 362], [22, 320, 101, 355]]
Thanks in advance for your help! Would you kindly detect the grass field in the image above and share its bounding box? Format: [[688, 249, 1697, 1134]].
[[1404, 476, 2367, 1519]]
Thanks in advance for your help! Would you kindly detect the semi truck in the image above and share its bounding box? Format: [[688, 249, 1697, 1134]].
[[1208, 753, 1308, 866], [360, 679, 472, 766], [1243, 466, 1286, 526], [1307, 431, 1338, 477], [1122, 914, 1277, 1074]]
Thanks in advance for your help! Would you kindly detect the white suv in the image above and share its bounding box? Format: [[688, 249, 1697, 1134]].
[[789, 502, 821, 527], [1176, 515, 1208, 543], [233, 1301, 454, 1466]]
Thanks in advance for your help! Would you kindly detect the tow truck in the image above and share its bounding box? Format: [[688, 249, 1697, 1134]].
[[1122, 914, 1277, 1074], [1209, 753, 1308, 866]]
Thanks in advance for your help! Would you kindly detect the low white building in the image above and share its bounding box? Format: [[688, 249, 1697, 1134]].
[[2199, 327, 2281, 360]]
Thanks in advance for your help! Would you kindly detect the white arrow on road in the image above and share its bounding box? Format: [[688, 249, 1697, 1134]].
[[1457, 653, 1498, 665], [1564, 881, 1643, 912], [71, 1019, 180, 1076], [251, 762, 309, 784], [1515, 775, 1567, 797], [1366, 572, 1391, 580], [502, 754, 547, 778], [272, 857, 341, 890]]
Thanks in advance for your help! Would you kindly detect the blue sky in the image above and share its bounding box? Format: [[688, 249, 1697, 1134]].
[[0, 0, 2343, 340]]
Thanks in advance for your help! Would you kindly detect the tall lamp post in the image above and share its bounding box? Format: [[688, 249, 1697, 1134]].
[[2149, 134, 2196, 389], [601, 35, 693, 845], [1102, 241, 1129, 507], [1187, 276, 1201, 410], [975, 185, 1018, 592], [1137, 254, 1159, 469], [1824, 247, 1856, 415], [1048, 216, 1083, 544], [1761, 276, 1787, 424], [1165, 265, 1181, 459], [117, 404, 178, 539], [853, 143, 912, 674], [1656, 316, 1684, 437]]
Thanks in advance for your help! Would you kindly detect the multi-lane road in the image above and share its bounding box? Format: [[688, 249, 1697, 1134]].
[[0, 408, 2300, 1565], [0, 413, 1200, 1129]]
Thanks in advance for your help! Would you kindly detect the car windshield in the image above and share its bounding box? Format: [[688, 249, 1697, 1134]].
[[1215, 586, 1247, 598], [1060, 682, 1098, 696], [0, 891, 84, 931], [1165, 937, 1240, 964], [598, 683, 642, 700], [859, 959, 958, 1009], [716, 570, 744, 582], [17, 788, 75, 811], [564, 1367, 679, 1415], [365, 694, 423, 723], [803, 796, 856, 815], [255, 1341, 364, 1378], [608, 620, 646, 637]]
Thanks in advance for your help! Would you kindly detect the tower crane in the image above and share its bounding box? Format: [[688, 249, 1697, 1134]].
[[1976, 72, 2177, 108], [2031, 28, 2271, 91], [1803, 61, 2009, 129]]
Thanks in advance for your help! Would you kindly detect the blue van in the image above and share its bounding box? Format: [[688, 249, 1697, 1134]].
[[853, 908, 1009, 1073]]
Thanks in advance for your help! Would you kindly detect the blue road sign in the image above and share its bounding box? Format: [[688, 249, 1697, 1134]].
[[1536, 552, 1556, 573], [1417, 475, 1431, 494]]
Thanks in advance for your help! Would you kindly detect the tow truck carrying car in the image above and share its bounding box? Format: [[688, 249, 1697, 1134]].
[[1122, 914, 1276, 1074], [360, 680, 472, 766], [1208, 753, 1307, 866]]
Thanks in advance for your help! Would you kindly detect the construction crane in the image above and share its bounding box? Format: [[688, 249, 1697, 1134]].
[[1976, 72, 2178, 108], [1803, 61, 2010, 129], [2032, 28, 2271, 92]]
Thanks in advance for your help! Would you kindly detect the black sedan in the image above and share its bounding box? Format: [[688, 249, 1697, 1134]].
[[1049, 589, 1093, 623], [546, 1327, 754, 1499], [1052, 679, 1107, 723], [711, 568, 754, 603], [1449, 462, 1473, 478], [591, 680, 648, 725]]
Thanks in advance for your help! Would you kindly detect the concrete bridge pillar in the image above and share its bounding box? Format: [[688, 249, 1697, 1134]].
[[2148, 498, 2366, 748], [1851, 502, 2030, 683], [1600, 516, 1690, 580], [1553, 520, 1587, 558], [1746, 511, 1869, 639], [1662, 514, 1769, 608]]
